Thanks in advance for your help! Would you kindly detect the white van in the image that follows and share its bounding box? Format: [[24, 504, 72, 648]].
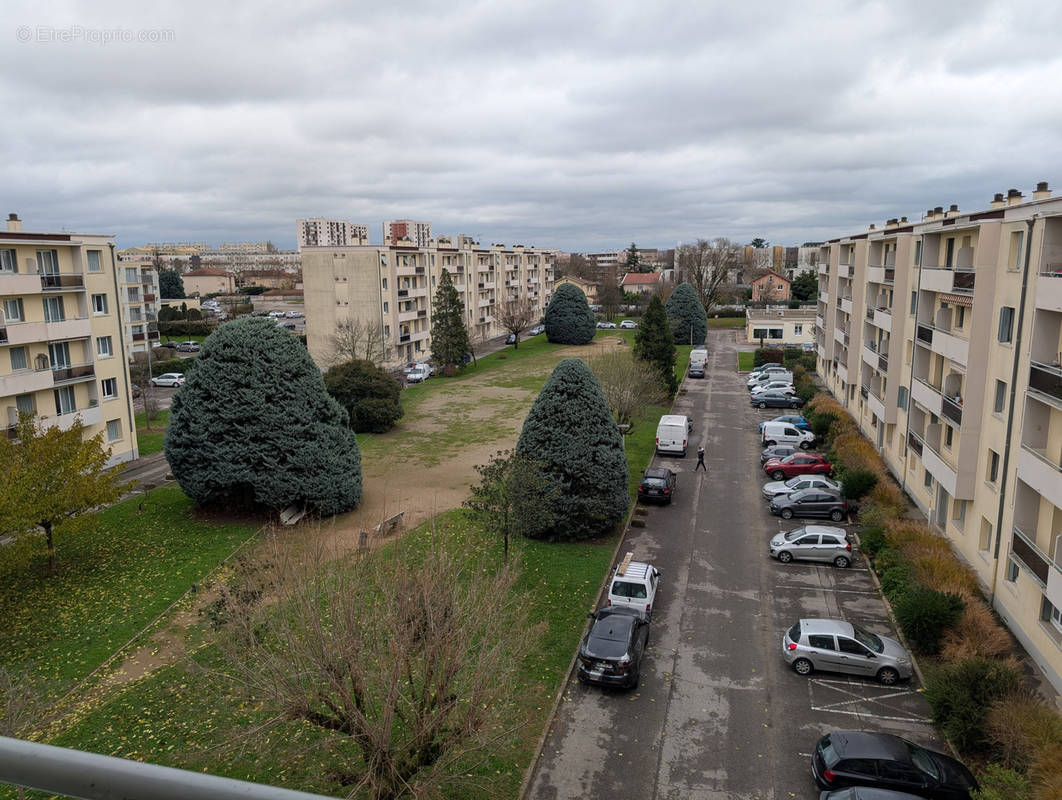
[[607, 553, 660, 618], [656, 414, 691, 456], [761, 420, 815, 449], [689, 347, 708, 367]]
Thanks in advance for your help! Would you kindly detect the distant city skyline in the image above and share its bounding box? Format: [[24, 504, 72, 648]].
[[3, 1, 1061, 253]]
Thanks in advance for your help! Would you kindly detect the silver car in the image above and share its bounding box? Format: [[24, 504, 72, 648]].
[[782, 618, 913, 685], [769, 525, 852, 567], [762, 475, 841, 501]]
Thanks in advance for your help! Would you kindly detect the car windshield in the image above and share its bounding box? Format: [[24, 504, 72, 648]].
[[642, 477, 667, 487], [788, 489, 812, 501], [905, 739, 940, 780], [783, 528, 807, 542], [611, 580, 647, 599], [784, 477, 802, 488], [852, 625, 884, 653]]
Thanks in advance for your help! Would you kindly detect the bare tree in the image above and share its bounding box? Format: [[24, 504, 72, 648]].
[[129, 353, 162, 428], [676, 238, 741, 311], [587, 350, 668, 428], [596, 268, 624, 321], [330, 318, 392, 365], [212, 538, 536, 800], [495, 295, 537, 348], [563, 253, 593, 280]]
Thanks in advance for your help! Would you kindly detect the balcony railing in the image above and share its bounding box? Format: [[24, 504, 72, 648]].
[[953, 270, 976, 293], [884, 268, 895, 283], [941, 395, 963, 425], [860, 384, 869, 400], [916, 324, 933, 345], [399, 334, 411, 343], [908, 431, 924, 457], [52, 363, 95, 384], [878, 354, 888, 372], [0, 326, 6, 344], [40, 274, 85, 290], [1029, 361, 1062, 405], [1011, 526, 1052, 587]]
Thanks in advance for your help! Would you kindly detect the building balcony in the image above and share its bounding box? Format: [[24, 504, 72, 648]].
[[921, 266, 976, 295], [819, 290, 829, 304], [922, 325, 968, 365], [0, 368, 55, 396], [815, 314, 824, 330], [1017, 444, 1062, 510], [836, 361, 848, 384], [817, 343, 826, 360], [867, 266, 885, 284], [1010, 527, 1062, 614], [3, 317, 93, 345], [40, 273, 86, 291], [52, 363, 95, 385], [839, 296, 852, 314], [912, 377, 944, 418], [867, 389, 885, 421], [0, 273, 46, 295], [477, 297, 493, 308], [862, 344, 878, 369], [839, 264, 853, 278], [908, 431, 924, 457], [941, 395, 963, 426], [872, 308, 892, 332], [1029, 361, 1062, 410], [1035, 268, 1062, 312], [833, 326, 847, 346], [922, 435, 960, 496], [39, 404, 102, 432], [143, 293, 156, 302], [397, 309, 421, 323]]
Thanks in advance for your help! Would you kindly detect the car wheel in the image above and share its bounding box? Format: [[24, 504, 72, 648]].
[[830, 509, 844, 522], [629, 668, 640, 691], [777, 551, 793, 563], [790, 400, 801, 408], [833, 555, 850, 568], [781, 508, 794, 519], [793, 658, 813, 676], [800, 441, 813, 449], [772, 470, 785, 480], [758, 401, 767, 408], [877, 667, 900, 686], [764, 440, 776, 447]]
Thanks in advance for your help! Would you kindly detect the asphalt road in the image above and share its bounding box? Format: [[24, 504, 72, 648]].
[[526, 329, 942, 800]]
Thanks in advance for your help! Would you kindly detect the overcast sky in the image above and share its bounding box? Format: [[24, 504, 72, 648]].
[[3, 0, 1061, 252]]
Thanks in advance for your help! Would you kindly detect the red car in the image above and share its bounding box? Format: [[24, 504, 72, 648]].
[[763, 453, 832, 481]]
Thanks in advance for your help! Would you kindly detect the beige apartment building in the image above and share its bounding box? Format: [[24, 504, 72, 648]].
[[117, 259, 160, 354], [182, 268, 235, 296], [301, 235, 555, 368], [0, 214, 137, 465], [813, 182, 1062, 696]]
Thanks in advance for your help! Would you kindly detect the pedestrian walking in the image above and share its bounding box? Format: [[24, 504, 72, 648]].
[[695, 445, 706, 471]]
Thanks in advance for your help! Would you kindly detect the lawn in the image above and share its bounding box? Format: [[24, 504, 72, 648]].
[[737, 351, 755, 371], [135, 409, 171, 455]]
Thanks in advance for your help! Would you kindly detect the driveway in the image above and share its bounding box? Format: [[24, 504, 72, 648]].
[[526, 329, 940, 800]]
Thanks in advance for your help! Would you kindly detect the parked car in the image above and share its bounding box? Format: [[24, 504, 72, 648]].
[[406, 366, 429, 383], [529, 324, 545, 336], [761, 421, 816, 449], [811, 730, 978, 798], [762, 474, 841, 501], [596, 321, 617, 329], [268, 310, 285, 318], [750, 381, 796, 396], [655, 414, 691, 456], [759, 415, 811, 433], [149, 373, 184, 388], [577, 607, 650, 689], [747, 367, 790, 386], [770, 489, 847, 521], [784, 619, 913, 685], [279, 321, 296, 329], [619, 320, 637, 329], [285, 310, 304, 318], [688, 362, 705, 378], [606, 555, 660, 618], [768, 525, 852, 567], [761, 444, 798, 465], [403, 362, 433, 377], [638, 467, 676, 504], [175, 340, 200, 352], [818, 789, 927, 800], [751, 390, 803, 409], [763, 453, 832, 480]]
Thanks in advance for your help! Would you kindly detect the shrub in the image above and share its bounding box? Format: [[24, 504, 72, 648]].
[[985, 691, 1062, 772], [754, 348, 784, 368], [859, 526, 887, 558], [1031, 742, 1062, 800], [894, 585, 965, 655], [165, 317, 362, 516], [860, 479, 907, 526], [880, 565, 913, 602], [633, 295, 677, 396], [971, 763, 1032, 800], [544, 283, 595, 345], [873, 546, 904, 575], [665, 283, 707, 345], [809, 411, 837, 441], [924, 657, 1023, 754], [157, 320, 215, 336], [323, 359, 404, 433], [941, 600, 1015, 662], [516, 358, 628, 541], [840, 468, 878, 501], [795, 383, 817, 404]]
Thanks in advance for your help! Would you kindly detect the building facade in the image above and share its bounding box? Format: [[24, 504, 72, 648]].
[[0, 214, 137, 465], [751, 270, 791, 302], [383, 220, 432, 248], [116, 259, 160, 354], [182, 268, 235, 296], [296, 219, 369, 250], [301, 235, 554, 368], [746, 307, 815, 346], [813, 182, 1062, 695]]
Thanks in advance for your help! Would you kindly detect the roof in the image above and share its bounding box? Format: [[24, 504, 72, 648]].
[[746, 308, 816, 322], [184, 268, 232, 277], [621, 272, 660, 286], [752, 270, 790, 284]]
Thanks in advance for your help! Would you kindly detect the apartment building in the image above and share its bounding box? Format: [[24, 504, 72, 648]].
[[116, 259, 160, 354], [813, 182, 1062, 695], [183, 268, 235, 296], [301, 234, 555, 368], [296, 218, 369, 250], [383, 220, 432, 248], [0, 214, 137, 465]]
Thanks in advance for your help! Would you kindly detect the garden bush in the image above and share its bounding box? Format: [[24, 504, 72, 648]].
[[985, 691, 1062, 772], [858, 526, 887, 558], [157, 320, 215, 336], [323, 359, 404, 433], [879, 565, 913, 602], [970, 763, 1031, 800], [924, 657, 1023, 754], [544, 283, 595, 345], [894, 585, 964, 655], [840, 468, 878, 501], [753, 348, 784, 368], [941, 600, 1015, 662], [872, 546, 904, 575]]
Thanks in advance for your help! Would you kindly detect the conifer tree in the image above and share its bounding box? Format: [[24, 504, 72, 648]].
[[544, 283, 595, 345], [634, 295, 678, 395], [665, 282, 708, 345], [430, 269, 471, 372]]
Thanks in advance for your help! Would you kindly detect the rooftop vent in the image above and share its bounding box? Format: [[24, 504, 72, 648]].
[[1033, 181, 1052, 201], [6, 213, 21, 232], [1007, 188, 1024, 206]]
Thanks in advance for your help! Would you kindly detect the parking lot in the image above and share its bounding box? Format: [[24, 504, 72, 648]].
[[526, 329, 941, 800]]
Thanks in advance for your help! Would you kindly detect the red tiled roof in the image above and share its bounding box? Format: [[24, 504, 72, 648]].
[[621, 272, 660, 286], [185, 268, 232, 277]]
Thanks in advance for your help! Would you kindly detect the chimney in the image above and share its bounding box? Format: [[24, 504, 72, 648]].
[[869, 223, 876, 231], [900, 216, 908, 223], [946, 203, 959, 218], [6, 213, 21, 232], [934, 206, 944, 219], [990, 193, 1006, 209], [1007, 188, 1023, 206], [1033, 181, 1052, 201], [925, 209, 935, 220]]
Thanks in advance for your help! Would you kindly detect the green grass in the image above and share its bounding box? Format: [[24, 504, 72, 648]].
[[706, 316, 747, 328], [738, 351, 755, 371], [135, 410, 171, 455], [0, 485, 259, 700]]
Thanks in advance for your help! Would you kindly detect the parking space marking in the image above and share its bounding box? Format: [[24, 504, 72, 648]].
[[808, 679, 932, 724]]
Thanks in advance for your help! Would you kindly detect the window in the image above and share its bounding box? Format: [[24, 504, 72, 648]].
[[14, 394, 35, 415], [1048, 602, 1062, 635], [914, 240, 922, 266], [1006, 558, 1019, 583], [953, 499, 966, 526], [1009, 230, 1024, 270], [897, 385, 908, 410], [987, 450, 1000, 483], [9, 346, 28, 371], [979, 518, 993, 551], [910, 291, 917, 315], [807, 635, 835, 650], [383, 301, 389, 313], [3, 297, 24, 322], [106, 419, 121, 442], [924, 468, 933, 489], [945, 238, 955, 268], [124, 267, 138, 283], [0, 248, 16, 273], [994, 380, 1006, 414], [36, 249, 59, 274], [54, 386, 76, 415], [794, 324, 803, 335], [998, 306, 1014, 343], [956, 306, 965, 328], [101, 378, 117, 398], [97, 337, 113, 358], [87, 250, 103, 272], [837, 638, 870, 657], [91, 294, 108, 314], [43, 296, 65, 323]]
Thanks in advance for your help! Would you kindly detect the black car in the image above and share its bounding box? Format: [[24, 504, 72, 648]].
[[637, 467, 676, 504], [819, 788, 928, 800], [770, 489, 847, 521], [761, 444, 798, 465], [812, 731, 978, 799], [577, 607, 650, 689], [752, 390, 803, 409]]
